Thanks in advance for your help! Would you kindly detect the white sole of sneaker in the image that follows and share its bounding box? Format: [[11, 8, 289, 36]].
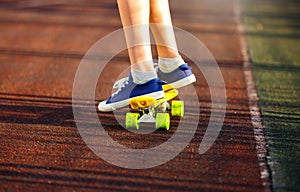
[[98, 90, 165, 112], [169, 74, 196, 89]]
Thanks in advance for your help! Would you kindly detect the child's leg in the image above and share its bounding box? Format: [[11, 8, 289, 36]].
[[117, 0, 155, 74], [149, 0, 184, 72], [150, 0, 179, 58], [150, 0, 196, 88]]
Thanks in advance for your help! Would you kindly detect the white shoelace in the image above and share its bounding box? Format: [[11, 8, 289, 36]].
[[111, 77, 129, 97]]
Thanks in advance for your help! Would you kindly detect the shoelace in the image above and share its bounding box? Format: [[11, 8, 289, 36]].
[[111, 77, 129, 97]]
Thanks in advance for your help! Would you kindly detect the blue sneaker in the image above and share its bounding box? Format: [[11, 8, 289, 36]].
[[98, 74, 165, 112], [157, 64, 196, 89]]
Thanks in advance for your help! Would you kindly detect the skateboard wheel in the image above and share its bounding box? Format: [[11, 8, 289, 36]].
[[126, 112, 140, 129], [171, 100, 184, 117], [156, 113, 170, 130]]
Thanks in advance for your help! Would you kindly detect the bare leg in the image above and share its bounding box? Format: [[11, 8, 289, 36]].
[[150, 0, 179, 58], [149, 0, 196, 87], [117, 0, 154, 72]]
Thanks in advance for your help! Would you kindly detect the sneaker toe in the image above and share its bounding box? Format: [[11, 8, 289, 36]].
[[98, 100, 113, 112]]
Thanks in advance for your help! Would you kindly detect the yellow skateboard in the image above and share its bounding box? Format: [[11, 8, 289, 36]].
[[126, 84, 184, 130]]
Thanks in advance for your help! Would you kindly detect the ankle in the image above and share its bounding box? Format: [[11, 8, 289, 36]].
[[131, 67, 157, 84], [158, 55, 185, 73]]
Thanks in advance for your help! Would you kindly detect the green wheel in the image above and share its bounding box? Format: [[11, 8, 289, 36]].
[[156, 113, 170, 130], [171, 100, 184, 117], [126, 112, 140, 129]]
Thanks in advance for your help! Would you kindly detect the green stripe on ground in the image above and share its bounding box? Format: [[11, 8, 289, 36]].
[[241, 0, 300, 191]]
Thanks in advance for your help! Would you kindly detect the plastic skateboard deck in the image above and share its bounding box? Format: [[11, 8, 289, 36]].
[[126, 84, 184, 130]]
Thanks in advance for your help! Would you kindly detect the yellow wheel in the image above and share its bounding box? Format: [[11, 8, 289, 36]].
[[171, 100, 184, 117], [126, 112, 140, 129], [156, 113, 170, 130]]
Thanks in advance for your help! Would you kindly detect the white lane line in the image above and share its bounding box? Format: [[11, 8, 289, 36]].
[[233, 1, 272, 191]]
